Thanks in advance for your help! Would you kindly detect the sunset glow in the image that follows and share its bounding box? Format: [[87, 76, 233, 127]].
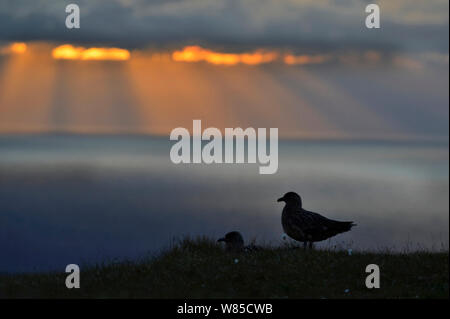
[[10, 42, 27, 54], [171, 46, 339, 66], [0, 40, 445, 140], [52, 44, 130, 61], [0, 42, 27, 55], [284, 54, 330, 65], [172, 46, 278, 66], [47, 43, 383, 67]]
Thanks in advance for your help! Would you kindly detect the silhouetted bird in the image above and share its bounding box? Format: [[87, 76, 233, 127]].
[[217, 231, 245, 252], [277, 192, 356, 249], [217, 231, 260, 253]]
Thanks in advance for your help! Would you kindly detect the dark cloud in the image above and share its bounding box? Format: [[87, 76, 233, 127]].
[[0, 0, 448, 52]]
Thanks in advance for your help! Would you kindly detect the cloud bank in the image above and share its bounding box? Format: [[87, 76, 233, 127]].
[[0, 0, 448, 52]]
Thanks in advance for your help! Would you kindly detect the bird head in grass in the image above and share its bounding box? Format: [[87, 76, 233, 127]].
[[277, 191, 302, 208], [217, 231, 244, 252]]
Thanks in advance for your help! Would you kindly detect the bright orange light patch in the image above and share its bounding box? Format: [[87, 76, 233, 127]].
[[52, 44, 130, 61], [0, 42, 27, 55], [172, 46, 278, 66], [81, 47, 130, 60], [284, 54, 330, 65], [10, 42, 27, 54], [52, 44, 84, 60]]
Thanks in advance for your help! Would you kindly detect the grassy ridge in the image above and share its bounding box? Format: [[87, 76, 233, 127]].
[[1, 237, 448, 298]]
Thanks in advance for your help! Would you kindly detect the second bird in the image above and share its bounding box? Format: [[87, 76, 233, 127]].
[[277, 192, 356, 249]]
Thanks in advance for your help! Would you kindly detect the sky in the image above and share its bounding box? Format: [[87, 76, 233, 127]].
[[1, 0, 448, 52], [0, 1, 448, 270], [0, 0, 448, 139]]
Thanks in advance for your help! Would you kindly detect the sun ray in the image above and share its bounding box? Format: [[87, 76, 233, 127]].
[[0, 43, 56, 133]]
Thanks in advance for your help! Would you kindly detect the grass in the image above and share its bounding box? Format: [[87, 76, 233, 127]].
[[0, 237, 448, 298]]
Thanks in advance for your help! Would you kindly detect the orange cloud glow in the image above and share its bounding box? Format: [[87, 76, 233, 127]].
[[52, 44, 83, 60], [48, 44, 382, 68], [52, 44, 130, 61], [10, 42, 27, 54], [172, 46, 278, 66], [0, 42, 27, 55], [284, 54, 330, 65]]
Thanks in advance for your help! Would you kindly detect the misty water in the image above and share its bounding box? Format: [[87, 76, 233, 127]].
[[0, 135, 448, 272]]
